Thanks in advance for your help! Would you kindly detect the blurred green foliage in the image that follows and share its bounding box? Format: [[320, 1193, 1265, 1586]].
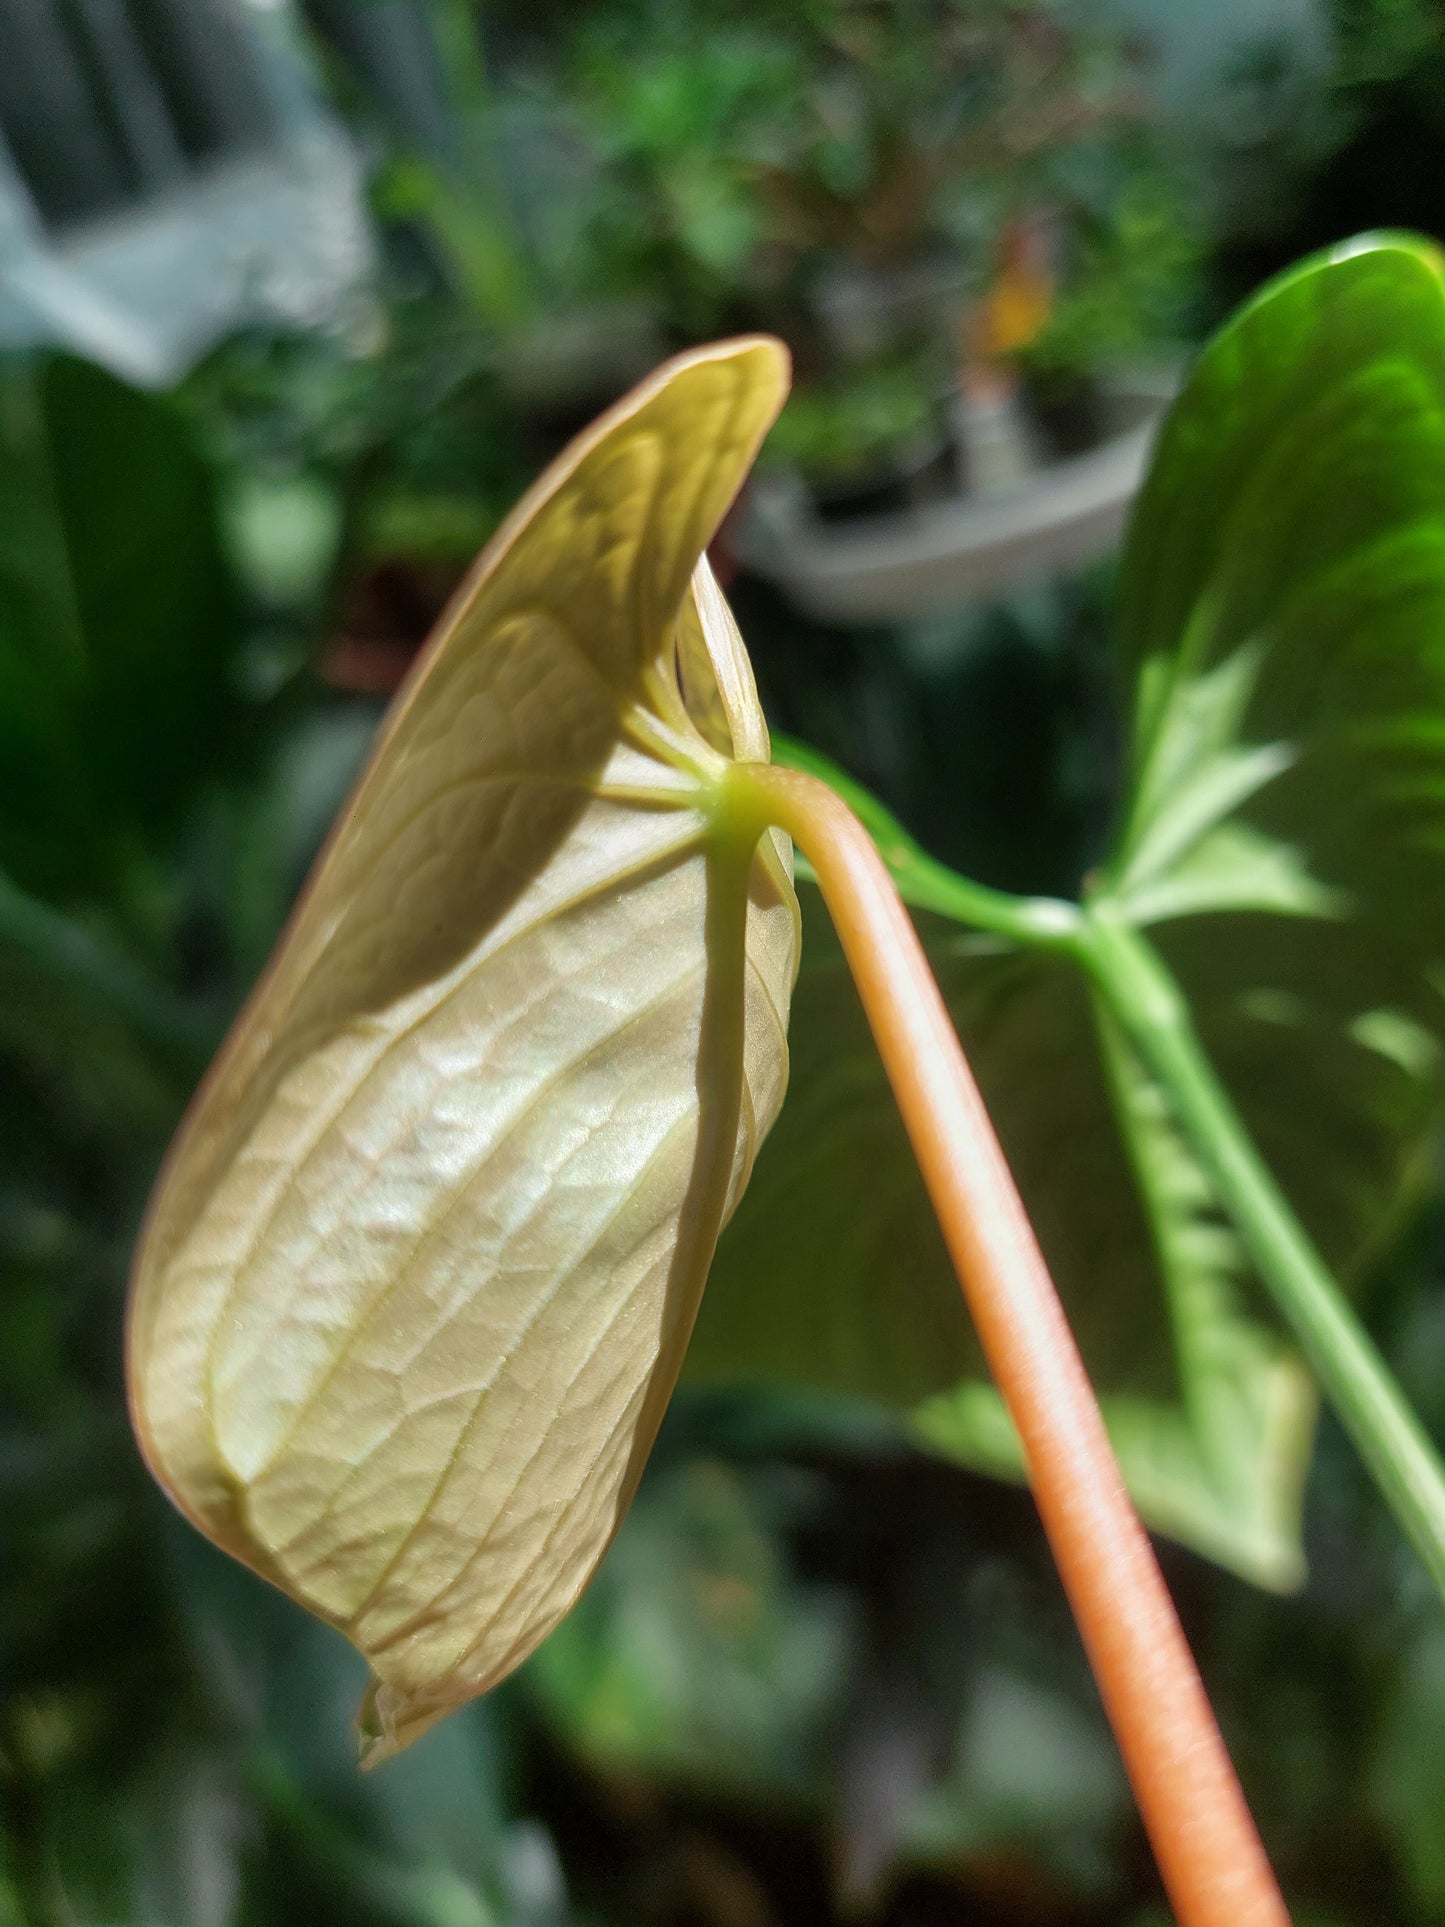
[[301, 0, 1201, 496], [7, 5, 1445, 1925], [0, 358, 244, 902]]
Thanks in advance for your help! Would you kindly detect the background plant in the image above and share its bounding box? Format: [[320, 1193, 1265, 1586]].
[[304, 0, 1199, 499]]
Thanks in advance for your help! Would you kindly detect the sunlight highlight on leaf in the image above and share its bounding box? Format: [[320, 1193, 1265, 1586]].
[[127, 339, 798, 1762]]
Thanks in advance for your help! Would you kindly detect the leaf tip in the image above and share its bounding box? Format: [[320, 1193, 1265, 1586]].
[[357, 1675, 448, 1770]]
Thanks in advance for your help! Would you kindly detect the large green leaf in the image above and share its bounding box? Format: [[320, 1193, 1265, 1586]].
[[688, 887, 1314, 1589], [691, 236, 1445, 1588]]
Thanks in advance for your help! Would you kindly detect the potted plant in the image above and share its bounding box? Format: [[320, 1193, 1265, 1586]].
[[126, 232, 1445, 1926], [716, 0, 1199, 614]]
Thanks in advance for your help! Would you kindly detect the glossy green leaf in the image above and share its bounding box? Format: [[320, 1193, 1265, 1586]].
[[1101, 236, 1445, 1286], [694, 236, 1445, 1587], [128, 340, 799, 1760], [526, 1458, 853, 1802]]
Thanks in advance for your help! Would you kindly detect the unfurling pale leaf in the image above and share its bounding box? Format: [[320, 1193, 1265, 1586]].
[[127, 340, 799, 1762]]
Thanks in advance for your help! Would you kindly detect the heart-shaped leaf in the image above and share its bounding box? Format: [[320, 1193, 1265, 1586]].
[[691, 236, 1445, 1588], [128, 340, 799, 1760], [1102, 235, 1445, 1277]]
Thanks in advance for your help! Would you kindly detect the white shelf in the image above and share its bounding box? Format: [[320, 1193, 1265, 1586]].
[[738, 368, 1179, 623]]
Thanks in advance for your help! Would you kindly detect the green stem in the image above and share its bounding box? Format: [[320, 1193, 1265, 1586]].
[[1079, 906, 1445, 1596], [854, 841, 1079, 949], [769, 736, 1081, 949]]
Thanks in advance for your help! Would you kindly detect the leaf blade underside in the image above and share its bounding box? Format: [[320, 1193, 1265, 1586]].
[[127, 340, 799, 1759]]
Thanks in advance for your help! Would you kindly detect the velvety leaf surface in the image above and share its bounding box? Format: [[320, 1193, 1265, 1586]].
[[128, 340, 798, 1758]]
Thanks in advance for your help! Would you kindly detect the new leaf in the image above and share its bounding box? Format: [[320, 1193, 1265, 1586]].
[[128, 340, 799, 1761]]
